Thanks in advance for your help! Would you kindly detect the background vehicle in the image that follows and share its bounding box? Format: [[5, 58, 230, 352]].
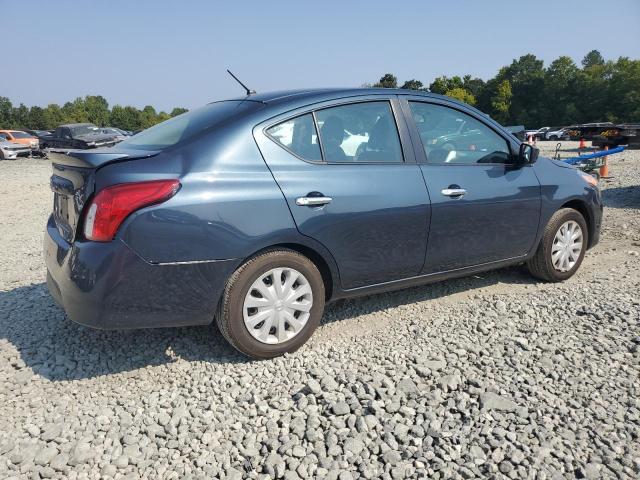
[[99, 127, 128, 142], [0, 138, 31, 159], [592, 123, 640, 149], [44, 89, 602, 359], [24, 129, 53, 141], [41, 123, 121, 150], [566, 122, 616, 141], [534, 127, 551, 139], [0, 130, 39, 150], [545, 127, 570, 140]]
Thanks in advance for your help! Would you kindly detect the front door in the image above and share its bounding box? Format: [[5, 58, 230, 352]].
[[404, 99, 541, 273], [255, 98, 431, 289]]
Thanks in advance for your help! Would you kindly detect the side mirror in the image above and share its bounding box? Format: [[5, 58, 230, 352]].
[[518, 143, 539, 165]]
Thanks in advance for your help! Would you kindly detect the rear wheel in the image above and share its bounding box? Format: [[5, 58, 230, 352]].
[[216, 249, 325, 359], [527, 208, 588, 282]]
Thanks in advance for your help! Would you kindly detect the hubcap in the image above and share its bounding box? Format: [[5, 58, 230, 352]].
[[243, 268, 313, 345], [551, 220, 583, 272]]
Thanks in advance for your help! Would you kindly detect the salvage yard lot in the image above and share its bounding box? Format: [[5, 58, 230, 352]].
[[0, 141, 639, 479]]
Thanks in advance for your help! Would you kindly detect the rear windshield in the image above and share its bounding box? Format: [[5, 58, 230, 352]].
[[118, 101, 263, 151]]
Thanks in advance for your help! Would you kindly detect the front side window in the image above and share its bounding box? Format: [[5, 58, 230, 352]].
[[315, 101, 403, 163], [266, 113, 321, 161], [409, 102, 510, 164]]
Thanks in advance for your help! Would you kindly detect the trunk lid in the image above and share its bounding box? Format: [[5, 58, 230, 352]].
[[49, 148, 160, 242]]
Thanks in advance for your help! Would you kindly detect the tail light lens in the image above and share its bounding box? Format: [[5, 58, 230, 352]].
[[83, 179, 181, 242]]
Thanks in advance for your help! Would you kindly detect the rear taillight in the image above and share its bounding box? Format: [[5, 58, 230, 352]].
[[83, 179, 181, 242]]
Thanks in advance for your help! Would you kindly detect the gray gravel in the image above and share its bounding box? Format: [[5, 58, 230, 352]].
[[1, 141, 639, 479]]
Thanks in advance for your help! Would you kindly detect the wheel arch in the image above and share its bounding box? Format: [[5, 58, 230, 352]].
[[241, 242, 338, 301], [560, 199, 594, 247]]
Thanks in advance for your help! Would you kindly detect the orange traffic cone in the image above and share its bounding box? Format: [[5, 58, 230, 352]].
[[579, 138, 586, 149], [599, 146, 609, 178]]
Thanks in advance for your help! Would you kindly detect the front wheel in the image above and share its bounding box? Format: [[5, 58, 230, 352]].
[[216, 249, 325, 359], [526, 208, 588, 282]]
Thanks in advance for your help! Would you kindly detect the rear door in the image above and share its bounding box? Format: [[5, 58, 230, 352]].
[[254, 97, 431, 289], [401, 97, 541, 273]]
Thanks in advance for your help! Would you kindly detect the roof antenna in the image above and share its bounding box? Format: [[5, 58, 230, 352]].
[[227, 69, 256, 96]]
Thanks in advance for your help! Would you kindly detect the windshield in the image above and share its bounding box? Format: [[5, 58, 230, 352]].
[[118, 101, 263, 151], [71, 125, 100, 136], [10, 131, 33, 139]]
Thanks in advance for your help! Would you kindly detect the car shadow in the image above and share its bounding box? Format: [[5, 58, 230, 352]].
[[1, 265, 537, 381], [322, 265, 536, 325], [0, 282, 247, 382], [601, 185, 640, 209]]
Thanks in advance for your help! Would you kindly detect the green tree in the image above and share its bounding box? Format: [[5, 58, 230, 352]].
[[140, 105, 158, 129], [400, 79, 424, 91], [170, 107, 188, 117], [28, 106, 47, 130], [606, 57, 640, 122], [582, 49, 605, 69], [429, 75, 464, 95], [0, 97, 13, 128], [503, 54, 546, 126], [61, 98, 89, 124], [157, 111, 171, 123], [110, 105, 142, 131], [542, 56, 580, 125], [490, 79, 512, 124], [84, 95, 110, 126], [13, 104, 30, 128], [42, 104, 64, 129], [374, 74, 398, 88], [462, 75, 486, 100], [444, 87, 476, 105]]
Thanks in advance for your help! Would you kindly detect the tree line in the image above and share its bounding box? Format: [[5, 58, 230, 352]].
[[1, 50, 637, 132], [0, 95, 188, 132], [367, 50, 639, 128]]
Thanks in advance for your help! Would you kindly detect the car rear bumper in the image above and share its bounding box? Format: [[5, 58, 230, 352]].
[[44, 215, 238, 329]]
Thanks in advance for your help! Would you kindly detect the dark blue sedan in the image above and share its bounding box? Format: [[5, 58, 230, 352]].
[[44, 89, 602, 358]]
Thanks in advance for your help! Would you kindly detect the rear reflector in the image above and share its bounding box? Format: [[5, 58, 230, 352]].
[[83, 179, 181, 242]]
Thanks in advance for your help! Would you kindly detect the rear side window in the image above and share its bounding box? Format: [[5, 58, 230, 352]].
[[266, 113, 321, 161], [315, 102, 403, 163], [119, 101, 262, 151], [409, 102, 510, 164]]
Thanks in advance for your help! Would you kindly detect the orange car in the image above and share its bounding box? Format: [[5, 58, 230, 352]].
[[0, 130, 39, 150]]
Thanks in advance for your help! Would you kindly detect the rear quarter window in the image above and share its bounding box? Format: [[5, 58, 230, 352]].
[[118, 100, 263, 151]]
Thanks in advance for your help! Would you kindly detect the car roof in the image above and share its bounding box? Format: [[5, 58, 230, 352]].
[[60, 123, 96, 128], [225, 87, 465, 108]]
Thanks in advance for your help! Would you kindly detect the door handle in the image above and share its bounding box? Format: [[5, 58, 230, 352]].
[[296, 196, 333, 206], [441, 188, 466, 197]]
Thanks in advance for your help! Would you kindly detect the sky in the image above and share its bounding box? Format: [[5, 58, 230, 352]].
[[3, 0, 639, 112]]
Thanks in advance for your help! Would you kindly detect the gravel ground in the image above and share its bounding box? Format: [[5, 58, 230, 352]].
[[0, 141, 639, 479]]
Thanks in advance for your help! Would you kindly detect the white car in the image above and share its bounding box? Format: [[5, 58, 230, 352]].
[[545, 127, 570, 141], [0, 139, 31, 160]]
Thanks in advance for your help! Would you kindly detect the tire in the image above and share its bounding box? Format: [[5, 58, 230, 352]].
[[549, 135, 558, 141], [216, 249, 325, 359], [526, 208, 588, 282]]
